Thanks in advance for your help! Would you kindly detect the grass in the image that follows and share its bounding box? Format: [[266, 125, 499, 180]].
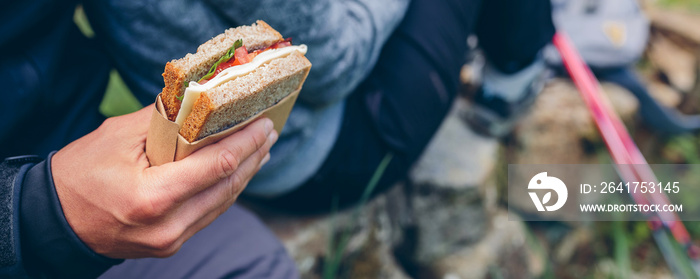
[[613, 221, 632, 279], [74, 5, 142, 117], [99, 70, 143, 117], [324, 153, 393, 279], [657, 0, 700, 12], [665, 135, 700, 164]]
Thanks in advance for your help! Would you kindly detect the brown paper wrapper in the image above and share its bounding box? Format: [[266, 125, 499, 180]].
[[145, 88, 300, 166]]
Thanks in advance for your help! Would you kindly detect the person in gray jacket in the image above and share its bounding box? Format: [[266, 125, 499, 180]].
[[1, 0, 553, 277]]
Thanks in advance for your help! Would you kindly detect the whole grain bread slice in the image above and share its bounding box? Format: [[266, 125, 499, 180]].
[[180, 51, 311, 142], [160, 21, 284, 121]]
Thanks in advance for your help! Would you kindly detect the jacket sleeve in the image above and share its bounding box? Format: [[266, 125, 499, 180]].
[[0, 153, 122, 278], [0, 156, 36, 278]]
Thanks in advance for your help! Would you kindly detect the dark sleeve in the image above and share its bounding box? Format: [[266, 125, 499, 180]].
[[0, 156, 36, 278], [0, 153, 123, 278]]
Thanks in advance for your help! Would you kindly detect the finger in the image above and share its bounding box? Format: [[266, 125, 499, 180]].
[[147, 118, 275, 202], [172, 159, 265, 250], [170, 133, 274, 227], [173, 156, 269, 247], [158, 148, 273, 253]]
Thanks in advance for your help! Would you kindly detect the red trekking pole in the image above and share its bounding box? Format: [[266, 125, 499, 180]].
[[553, 32, 700, 278]]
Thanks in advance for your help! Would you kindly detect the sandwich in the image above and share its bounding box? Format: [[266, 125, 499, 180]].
[[160, 20, 311, 142]]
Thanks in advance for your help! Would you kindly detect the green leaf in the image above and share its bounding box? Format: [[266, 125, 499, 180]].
[[176, 82, 188, 101], [198, 39, 243, 83], [198, 72, 215, 83], [228, 39, 243, 57]]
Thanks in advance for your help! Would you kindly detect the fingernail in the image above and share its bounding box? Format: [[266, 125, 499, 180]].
[[260, 153, 271, 167], [267, 131, 279, 145], [264, 119, 274, 135]]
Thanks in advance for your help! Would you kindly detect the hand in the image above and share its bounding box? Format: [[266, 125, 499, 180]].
[[51, 105, 277, 259]]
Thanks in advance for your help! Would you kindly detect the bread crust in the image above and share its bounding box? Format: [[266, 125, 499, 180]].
[[179, 94, 215, 142], [160, 20, 284, 121]]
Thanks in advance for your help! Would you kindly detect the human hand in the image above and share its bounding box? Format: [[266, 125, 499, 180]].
[[52, 105, 277, 259]]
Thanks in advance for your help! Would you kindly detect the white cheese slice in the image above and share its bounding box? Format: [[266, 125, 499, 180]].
[[174, 45, 308, 126]]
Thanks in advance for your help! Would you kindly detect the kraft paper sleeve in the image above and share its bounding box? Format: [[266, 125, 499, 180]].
[[146, 88, 301, 166]]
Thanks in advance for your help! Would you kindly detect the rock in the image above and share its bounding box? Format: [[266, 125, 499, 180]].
[[647, 79, 683, 108], [410, 98, 499, 190], [407, 186, 486, 265], [554, 228, 592, 264], [646, 8, 700, 48], [647, 34, 697, 92], [342, 229, 411, 279], [251, 184, 411, 279], [423, 211, 531, 279], [257, 178, 490, 278], [507, 79, 639, 216], [403, 98, 495, 265], [603, 82, 640, 121], [514, 79, 638, 165], [594, 258, 674, 279]]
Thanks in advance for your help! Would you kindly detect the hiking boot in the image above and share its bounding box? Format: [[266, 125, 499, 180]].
[[463, 56, 550, 137]]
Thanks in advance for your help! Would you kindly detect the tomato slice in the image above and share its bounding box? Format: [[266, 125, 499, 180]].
[[202, 39, 293, 82], [213, 59, 241, 76], [269, 38, 292, 49], [247, 52, 258, 61], [234, 46, 251, 64]]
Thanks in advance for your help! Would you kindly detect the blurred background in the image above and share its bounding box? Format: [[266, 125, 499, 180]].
[[79, 0, 700, 278]]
